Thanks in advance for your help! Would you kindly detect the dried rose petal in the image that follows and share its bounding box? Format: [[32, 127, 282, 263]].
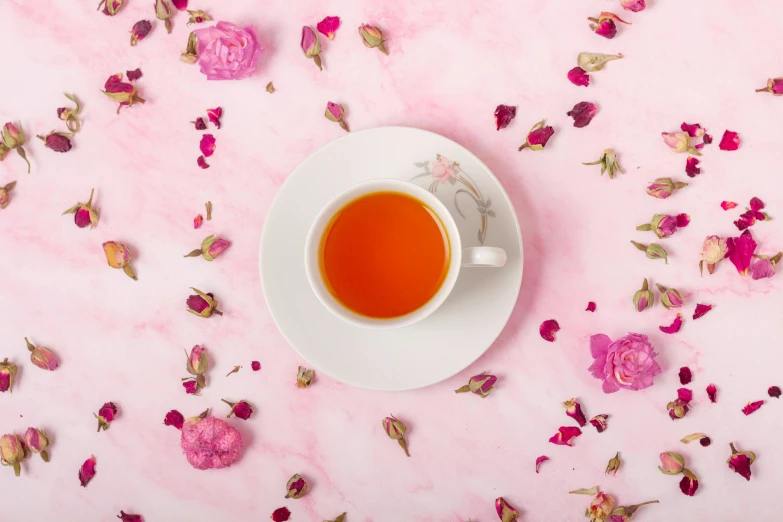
[[769, 386, 781, 398], [577, 52, 623, 72], [563, 398, 587, 427], [207, 107, 222, 129], [700, 437, 712, 447], [727, 442, 756, 480], [707, 383, 718, 403], [197, 156, 209, 169], [679, 367, 692, 385], [193, 214, 203, 229], [193, 117, 207, 130], [495, 497, 519, 522], [685, 157, 701, 177], [660, 314, 683, 334], [539, 319, 559, 342], [719, 130, 740, 151], [535, 455, 549, 473], [681, 122, 705, 138], [678, 388, 693, 403], [117, 511, 143, 522], [721, 201, 738, 210], [589, 414, 608, 433], [494, 104, 516, 131], [693, 303, 712, 320], [79, 455, 96, 487], [126, 68, 142, 82], [164, 410, 184, 430], [586, 301, 596, 312], [317, 16, 341, 39], [679, 470, 699, 496], [251, 361, 261, 371], [566, 101, 598, 127], [271, 508, 291, 522], [567, 67, 590, 87], [742, 400, 764, 415], [548, 426, 582, 446], [97, 0, 124, 16], [621, 0, 646, 11], [200, 134, 216, 157], [727, 230, 757, 276]]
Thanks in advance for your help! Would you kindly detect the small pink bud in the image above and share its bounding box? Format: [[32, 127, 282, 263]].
[[94, 402, 118, 432], [633, 278, 654, 312], [0, 434, 29, 476], [0, 358, 18, 392], [97, 0, 124, 16], [0, 181, 17, 210], [193, 117, 207, 130], [325, 102, 349, 132], [589, 414, 609, 433], [662, 131, 699, 155], [707, 383, 718, 402], [518, 120, 555, 151], [382, 415, 410, 456], [756, 77, 783, 95], [358, 23, 388, 55], [37, 131, 72, 152], [79, 455, 97, 486], [25, 338, 59, 371], [193, 214, 203, 228], [455, 372, 497, 397], [251, 361, 261, 371], [301, 26, 323, 70], [130, 20, 152, 46], [103, 241, 136, 280], [646, 177, 687, 199], [154, 0, 174, 33], [296, 366, 314, 388], [63, 189, 100, 229], [284, 473, 308, 499], [658, 451, 685, 475], [727, 442, 756, 481], [222, 399, 254, 420], [24, 428, 50, 462], [184, 235, 231, 261]]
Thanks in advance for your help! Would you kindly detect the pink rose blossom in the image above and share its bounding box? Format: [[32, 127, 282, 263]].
[[193, 22, 262, 81], [431, 155, 456, 184], [567, 67, 589, 86], [588, 333, 661, 393], [181, 416, 243, 470], [719, 130, 740, 151]]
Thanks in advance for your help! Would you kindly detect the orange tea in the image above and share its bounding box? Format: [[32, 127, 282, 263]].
[[319, 191, 450, 319]]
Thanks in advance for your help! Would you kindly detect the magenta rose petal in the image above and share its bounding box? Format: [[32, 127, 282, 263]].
[[685, 157, 701, 177], [769, 386, 781, 398], [271, 507, 291, 522], [727, 230, 757, 276], [727, 443, 756, 480], [197, 156, 209, 169], [621, 0, 646, 11], [721, 201, 738, 210], [659, 314, 683, 334], [251, 361, 261, 371], [193, 22, 262, 80], [164, 410, 184, 429], [679, 367, 692, 385], [317, 16, 341, 39], [206, 107, 222, 129], [693, 304, 713, 319], [750, 258, 777, 280], [79, 455, 96, 487], [535, 455, 549, 473], [586, 301, 597, 312], [742, 400, 764, 415], [539, 319, 560, 342], [566, 101, 598, 127], [567, 67, 590, 87], [494, 104, 516, 130], [707, 383, 718, 403], [589, 414, 609, 433], [200, 134, 216, 157], [548, 426, 582, 446], [563, 398, 587, 427], [679, 471, 699, 496], [126, 68, 142, 82], [719, 130, 740, 151], [678, 388, 693, 403]]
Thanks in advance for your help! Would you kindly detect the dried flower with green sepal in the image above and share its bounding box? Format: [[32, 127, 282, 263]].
[[583, 149, 624, 178]]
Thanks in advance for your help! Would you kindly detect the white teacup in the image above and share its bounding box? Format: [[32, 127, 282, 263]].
[[304, 179, 507, 329]]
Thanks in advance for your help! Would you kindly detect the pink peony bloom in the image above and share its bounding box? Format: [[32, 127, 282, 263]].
[[317, 16, 341, 39], [719, 130, 740, 151], [535, 455, 549, 473], [726, 230, 757, 276], [431, 155, 456, 184], [567, 101, 598, 127], [181, 416, 243, 470], [567, 67, 589, 87], [588, 333, 661, 393], [193, 22, 262, 81], [621, 0, 646, 12], [750, 258, 776, 280]]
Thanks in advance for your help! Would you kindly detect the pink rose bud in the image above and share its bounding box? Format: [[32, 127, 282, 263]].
[[130, 20, 152, 46], [0, 181, 16, 210], [621, 0, 646, 11], [548, 426, 582, 446], [251, 361, 261, 371], [769, 386, 781, 398], [567, 66, 590, 87], [589, 414, 609, 433], [184, 235, 231, 261], [186, 344, 208, 375], [301, 26, 323, 70], [103, 241, 137, 280], [646, 177, 687, 199], [63, 189, 99, 229], [24, 428, 50, 462], [630, 241, 668, 263], [103, 73, 145, 114], [655, 284, 684, 309], [117, 511, 143, 522], [79, 455, 97, 487], [24, 338, 59, 371], [180, 30, 199, 64], [57, 93, 82, 133], [222, 399, 254, 420], [756, 77, 783, 95], [455, 372, 498, 397], [658, 451, 685, 475], [494, 104, 517, 130], [296, 366, 314, 388], [562, 398, 587, 427], [700, 235, 728, 275], [637, 213, 688, 239], [495, 497, 519, 522], [37, 131, 72, 152], [186, 288, 223, 317], [518, 120, 555, 151], [588, 12, 630, 39], [662, 131, 700, 155], [382, 415, 410, 456], [154, 0, 174, 33], [97, 0, 124, 16], [206, 107, 222, 129], [358, 23, 389, 55], [317, 16, 341, 39], [1, 122, 31, 173], [193, 214, 203, 228], [566, 101, 598, 127], [727, 442, 756, 481], [325, 102, 349, 132], [0, 358, 18, 393], [285, 473, 308, 499], [633, 278, 654, 312], [94, 402, 118, 432], [679, 469, 699, 496], [164, 410, 185, 429], [0, 434, 29, 476]]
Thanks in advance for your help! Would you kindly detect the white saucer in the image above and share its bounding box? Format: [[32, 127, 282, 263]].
[[260, 127, 523, 391]]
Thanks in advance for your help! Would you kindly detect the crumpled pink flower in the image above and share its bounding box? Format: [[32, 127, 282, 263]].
[[539, 319, 560, 342], [193, 22, 262, 81], [567, 67, 589, 87], [181, 416, 243, 470], [567, 101, 598, 127], [719, 130, 740, 151], [431, 155, 456, 184], [588, 333, 661, 393], [549, 426, 582, 446], [734, 197, 768, 230], [726, 230, 757, 276]]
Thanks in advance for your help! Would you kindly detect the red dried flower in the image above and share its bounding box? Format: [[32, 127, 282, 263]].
[[97, 0, 124, 16], [102, 73, 145, 114], [769, 386, 781, 398], [455, 372, 498, 397], [586, 301, 597, 312], [700, 437, 711, 447], [679, 367, 692, 385], [685, 157, 700, 177], [222, 399, 254, 420], [535, 455, 549, 473], [678, 388, 693, 403], [563, 398, 587, 427], [621, 0, 646, 12], [251, 361, 261, 371], [518, 120, 555, 151], [494, 105, 516, 130], [193, 117, 207, 130], [285, 473, 308, 499], [566, 101, 598, 127], [79, 455, 96, 487], [588, 12, 630, 39], [495, 497, 519, 522], [727, 442, 756, 480], [756, 78, 783, 95], [742, 400, 764, 416], [317, 16, 341, 39], [721, 201, 738, 210], [271, 507, 291, 522], [186, 288, 222, 317], [719, 130, 740, 151], [200, 134, 216, 157], [706, 383, 718, 403], [539, 319, 560, 342], [126, 68, 142, 82], [37, 131, 73, 152], [117, 511, 143, 522], [182, 380, 198, 394], [94, 402, 118, 432], [679, 470, 699, 496], [193, 214, 203, 229], [567, 67, 589, 87], [197, 156, 209, 169], [589, 414, 608, 433], [164, 410, 184, 430], [207, 107, 222, 129], [549, 426, 582, 446], [693, 303, 712, 319], [727, 230, 757, 276], [659, 314, 683, 334]]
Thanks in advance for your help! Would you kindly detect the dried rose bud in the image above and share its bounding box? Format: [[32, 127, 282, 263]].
[[566, 101, 598, 127], [727, 230, 757, 276], [588, 12, 630, 39], [266, 82, 276, 93], [567, 67, 589, 87], [24, 337, 59, 371], [63, 189, 99, 229], [130, 20, 152, 46], [621, 0, 646, 11], [103, 73, 145, 114], [637, 213, 690, 239], [667, 398, 689, 419], [382, 415, 410, 456], [679, 469, 699, 496], [117, 511, 143, 522], [94, 402, 118, 432], [518, 120, 554, 151], [494, 104, 516, 130], [587, 492, 615, 521], [181, 31, 199, 64], [583, 149, 624, 178], [359, 23, 388, 55], [605, 451, 621, 476], [646, 177, 687, 199], [155, 0, 174, 33], [706, 383, 717, 402], [79, 455, 96, 486], [222, 399, 254, 420], [285, 473, 308, 499], [0, 358, 18, 393], [655, 284, 684, 309], [589, 414, 608, 433], [186, 288, 223, 317], [24, 428, 50, 462], [662, 131, 700, 155], [37, 130, 73, 153], [296, 366, 314, 388], [97, 0, 124, 16], [659, 451, 685, 475], [535, 455, 549, 473], [679, 367, 692, 385], [756, 77, 783, 95], [455, 371, 497, 398], [317, 16, 341, 39], [577, 52, 623, 72], [742, 400, 764, 415], [185, 344, 208, 378], [1, 122, 31, 173], [562, 398, 587, 427], [197, 156, 209, 169], [193, 214, 203, 229], [0, 434, 29, 476], [251, 361, 261, 371], [719, 130, 740, 151], [0, 181, 16, 210], [495, 497, 519, 522], [200, 134, 216, 157], [549, 426, 582, 446], [57, 93, 82, 133], [700, 235, 728, 275], [164, 410, 184, 429], [610, 501, 659, 522], [633, 278, 654, 312], [630, 241, 668, 263], [184, 235, 231, 261], [727, 443, 756, 481], [103, 241, 137, 280], [187, 10, 212, 25], [207, 107, 222, 129], [769, 386, 781, 398], [325, 102, 349, 132], [271, 507, 291, 522], [301, 26, 323, 70], [539, 319, 560, 342]]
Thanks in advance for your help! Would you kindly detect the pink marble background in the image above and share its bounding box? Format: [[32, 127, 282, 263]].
[[2, 0, 783, 520]]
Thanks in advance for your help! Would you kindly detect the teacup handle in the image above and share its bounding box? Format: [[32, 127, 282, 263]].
[[462, 247, 507, 268]]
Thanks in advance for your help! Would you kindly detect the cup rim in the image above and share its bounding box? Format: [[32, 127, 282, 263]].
[[304, 178, 462, 330]]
